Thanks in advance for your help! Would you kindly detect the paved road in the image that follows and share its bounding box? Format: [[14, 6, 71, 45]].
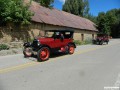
[[0, 39, 120, 90]]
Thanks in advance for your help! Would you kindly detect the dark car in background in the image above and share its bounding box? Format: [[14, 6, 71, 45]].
[[93, 34, 109, 45]]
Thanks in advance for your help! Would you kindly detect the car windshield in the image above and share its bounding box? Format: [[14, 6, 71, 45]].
[[43, 31, 73, 39]]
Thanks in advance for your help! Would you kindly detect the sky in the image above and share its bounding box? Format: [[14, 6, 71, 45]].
[[53, 0, 120, 16]]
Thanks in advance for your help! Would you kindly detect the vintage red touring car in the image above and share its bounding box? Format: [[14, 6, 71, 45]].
[[23, 30, 76, 62]]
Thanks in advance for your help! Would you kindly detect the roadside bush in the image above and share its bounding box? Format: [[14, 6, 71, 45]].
[[83, 39, 92, 45], [0, 44, 9, 51], [74, 40, 82, 45], [74, 39, 92, 45], [28, 38, 34, 43]]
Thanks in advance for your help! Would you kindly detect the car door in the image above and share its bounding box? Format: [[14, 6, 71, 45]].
[[54, 38, 63, 48]]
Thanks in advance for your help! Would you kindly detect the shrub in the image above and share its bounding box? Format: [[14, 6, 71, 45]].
[[74, 39, 92, 45], [0, 44, 9, 51], [83, 39, 92, 45], [74, 40, 82, 45], [28, 38, 34, 43]]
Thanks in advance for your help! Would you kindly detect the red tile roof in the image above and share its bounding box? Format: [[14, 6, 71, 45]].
[[25, 0, 98, 32]]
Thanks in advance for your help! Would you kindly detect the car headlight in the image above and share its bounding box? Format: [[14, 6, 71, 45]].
[[37, 40, 40, 46], [38, 43, 40, 46]]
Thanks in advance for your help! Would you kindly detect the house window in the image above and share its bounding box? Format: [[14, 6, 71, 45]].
[[81, 34, 84, 41]]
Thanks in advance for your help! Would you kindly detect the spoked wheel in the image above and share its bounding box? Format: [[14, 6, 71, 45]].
[[23, 48, 32, 57], [100, 41, 103, 45], [37, 47, 50, 62], [106, 41, 108, 44], [68, 45, 75, 54]]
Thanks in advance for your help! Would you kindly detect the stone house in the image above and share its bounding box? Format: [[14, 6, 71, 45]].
[[0, 0, 98, 43]]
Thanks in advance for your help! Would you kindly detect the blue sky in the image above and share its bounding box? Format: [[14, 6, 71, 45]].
[[53, 0, 120, 16]]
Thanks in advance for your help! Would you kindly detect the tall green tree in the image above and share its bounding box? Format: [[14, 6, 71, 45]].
[[106, 9, 120, 37], [86, 14, 97, 23], [97, 12, 110, 35], [97, 9, 120, 37], [83, 0, 89, 17], [34, 0, 54, 8], [0, 0, 9, 25], [0, 0, 33, 26], [62, 0, 89, 17]]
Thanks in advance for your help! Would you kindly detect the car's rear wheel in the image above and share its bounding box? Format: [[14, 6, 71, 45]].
[[96, 41, 99, 45], [100, 41, 103, 45], [106, 41, 108, 44], [23, 47, 32, 57], [37, 47, 50, 62], [68, 44, 75, 54]]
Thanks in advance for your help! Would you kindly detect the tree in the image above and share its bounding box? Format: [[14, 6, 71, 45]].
[[34, 0, 54, 8], [62, 0, 89, 17], [0, 0, 33, 26], [97, 9, 120, 37], [86, 14, 97, 23], [0, 0, 9, 25], [106, 9, 120, 37], [83, 0, 89, 17], [97, 12, 110, 35]]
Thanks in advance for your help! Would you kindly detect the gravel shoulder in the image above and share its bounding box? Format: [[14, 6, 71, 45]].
[[0, 48, 23, 56]]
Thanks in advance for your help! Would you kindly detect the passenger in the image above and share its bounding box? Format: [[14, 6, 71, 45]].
[[60, 33, 64, 41]]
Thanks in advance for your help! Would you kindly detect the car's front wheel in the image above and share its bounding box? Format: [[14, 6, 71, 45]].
[[37, 47, 50, 62], [23, 47, 32, 57], [100, 41, 103, 45]]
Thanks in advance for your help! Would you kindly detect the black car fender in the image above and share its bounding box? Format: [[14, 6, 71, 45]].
[[23, 42, 32, 47], [38, 44, 51, 51]]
